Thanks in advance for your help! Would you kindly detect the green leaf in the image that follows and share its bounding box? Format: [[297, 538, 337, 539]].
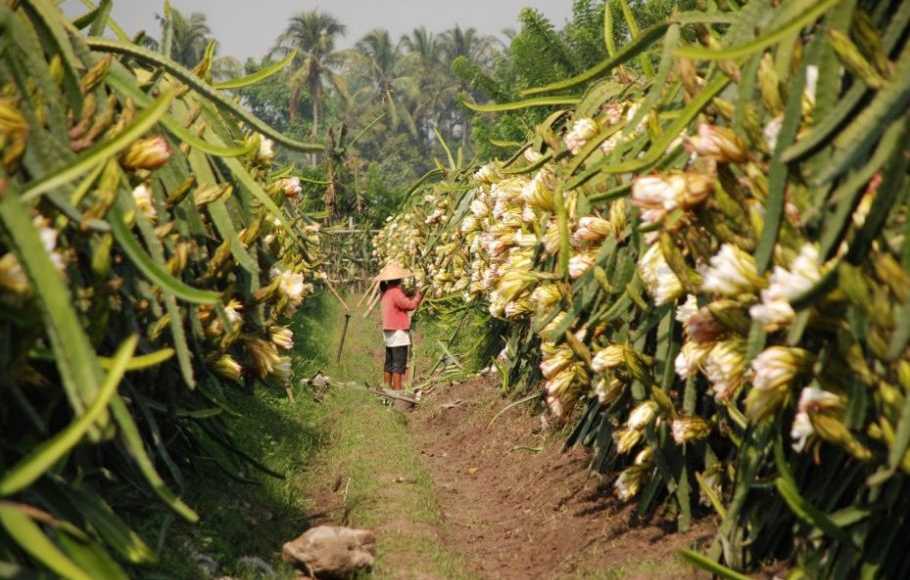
[[819, 118, 907, 260], [214, 49, 297, 90], [674, 0, 840, 60], [0, 336, 136, 496], [104, 69, 257, 158], [57, 532, 129, 580], [462, 95, 580, 112], [220, 154, 299, 243], [814, 38, 910, 185], [775, 476, 855, 546], [86, 37, 324, 153], [679, 549, 751, 580], [107, 396, 198, 522], [185, 146, 259, 274], [0, 183, 106, 423], [21, 90, 175, 202], [98, 348, 174, 372], [568, 75, 730, 189], [0, 503, 92, 580], [61, 486, 156, 564], [76, 0, 128, 40], [108, 204, 220, 305], [21, 0, 84, 114], [521, 22, 670, 96], [86, 0, 112, 37], [753, 41, 814, 272]]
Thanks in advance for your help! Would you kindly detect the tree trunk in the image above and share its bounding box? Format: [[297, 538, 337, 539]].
[[310, 82, 321, 166]]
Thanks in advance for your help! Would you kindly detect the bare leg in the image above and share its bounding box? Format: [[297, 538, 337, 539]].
[[384, 372, 392, 387], [392, 373, 403, 390]]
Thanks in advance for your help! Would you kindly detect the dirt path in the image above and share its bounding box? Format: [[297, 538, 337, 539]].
[[410, 378, 710, 579], [304, 297, 709, 579]]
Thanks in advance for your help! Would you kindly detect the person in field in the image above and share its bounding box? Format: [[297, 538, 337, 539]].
[[376, 262, 423, 390]]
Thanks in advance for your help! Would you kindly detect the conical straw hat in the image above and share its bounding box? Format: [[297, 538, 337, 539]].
[[375, 261, 413, 282]]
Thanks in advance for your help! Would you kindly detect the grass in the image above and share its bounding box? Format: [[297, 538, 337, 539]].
[[308, 293, 470, 579], [569, 556, 701, 579], [129, 290, 487, 578], [134, 294, 334, 579]]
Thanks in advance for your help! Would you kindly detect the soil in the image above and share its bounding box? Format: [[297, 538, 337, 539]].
[[300, 300, 712, 579], [409, 375, 713, 579]]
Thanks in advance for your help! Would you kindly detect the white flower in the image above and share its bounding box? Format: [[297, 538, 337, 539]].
[[521, 169, 555, 211], [530, 284, 561, 311], [764, 115, 783, 150], [804, 65, 819, 104], [614, 466, 642, 501], [460, 215, 478, 234], [277, 270, 306, 304], [751, 347, 809, 393], [591, 345, 625, 373], [568, 251, 596, 279], [638, 244, 683, 306], [132, 184, 157, 219], [790, 411, 813, 452], [704, 340, 746, 401], [674, 340, 712, 380], [702, 244, 762, 297], [474, 163, 497, 184], [791, 386, 841, 452], [632, 175, 684, 224], [750, 244, 822, 332], [671, 417, 710, 445], [745, 347, 811, 422], [513, 232, 539, 248], [272, 356, 292, 381], [278, 176, 302, 198], [546, 394, 564, 418], [271, 326, 294, 350], [685, 124, 747, 163], [627, 401, 658, 430], [573, 216, 613, 244], [224, 299, 244, 326], [564, 117, 598, 154], [257, 136, 275, 163], [470, 198, 489, 217], [675, 294, 698, 325], [524, 148, 544, 162]]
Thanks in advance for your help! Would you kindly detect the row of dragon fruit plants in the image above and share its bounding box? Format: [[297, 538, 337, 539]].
[[0, 1, 327, 578], [374, 0, 910, 577]]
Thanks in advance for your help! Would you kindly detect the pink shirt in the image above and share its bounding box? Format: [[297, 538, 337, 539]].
[[381, 286, 422, 330]]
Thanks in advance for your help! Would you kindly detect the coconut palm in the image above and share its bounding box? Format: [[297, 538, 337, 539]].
[[439, 25, 496, 153], [272, 11, 347, 134], [400, 27, 459, 149], [156, 8, 212, 68], [400, 27, 441, 69], [353, 29, 417, 137], [440, 24, 495, 67]]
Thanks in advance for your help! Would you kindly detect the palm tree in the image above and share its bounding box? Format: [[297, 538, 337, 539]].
[[400, 27, 440, 69], [440, 25, 494, 67], [354, 29, 417, 136], [439, 25, 495, 152], [400, 27, 457, 148], [156, 8, 211, 68], [272, 11, 347, 134]]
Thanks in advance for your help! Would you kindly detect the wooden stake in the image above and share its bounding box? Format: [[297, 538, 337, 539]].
[[336, 313, 351, 363]]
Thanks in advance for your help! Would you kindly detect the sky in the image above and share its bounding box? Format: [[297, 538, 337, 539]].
[[62, 1, 575, 61]]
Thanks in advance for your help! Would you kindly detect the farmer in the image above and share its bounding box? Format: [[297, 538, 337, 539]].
[[376, 262, 423, 391]]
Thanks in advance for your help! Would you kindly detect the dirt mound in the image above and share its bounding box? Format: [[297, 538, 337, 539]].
[[411, 376, 712, 579]]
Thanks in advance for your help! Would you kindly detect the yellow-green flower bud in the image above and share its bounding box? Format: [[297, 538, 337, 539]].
[[122, 136, 172, 170]]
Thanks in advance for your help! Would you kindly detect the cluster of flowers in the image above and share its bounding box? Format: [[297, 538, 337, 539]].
[[375, 64, 907, 519], [0, 3, 330, 575]]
